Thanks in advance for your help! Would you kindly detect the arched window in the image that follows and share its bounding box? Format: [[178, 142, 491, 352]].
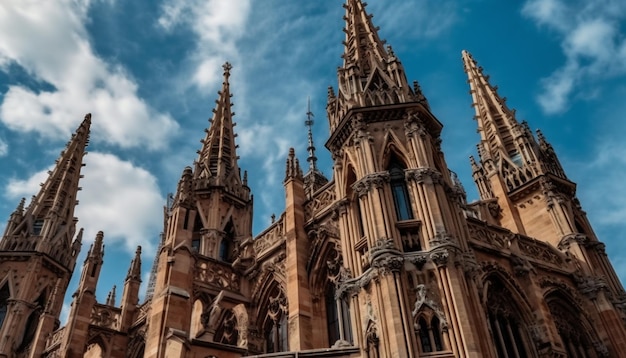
[[215, 309, 238, 345], [415, 309, 444, 353], [220, 221, 235, 263], [547, 294, 593, 358], [326, 283, 340, 345], [389, 159, 413, 221], [0, 284, 10, 329], [486, 278, 531, 358], [18, 291, 46, 353], [264, 288, 288, 353]]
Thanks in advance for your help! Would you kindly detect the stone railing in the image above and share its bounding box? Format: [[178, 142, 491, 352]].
[[253, 219, 285, 256], [195, 256, 241, 291]]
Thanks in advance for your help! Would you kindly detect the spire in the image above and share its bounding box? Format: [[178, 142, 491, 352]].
[[284, 148, 303, 182], [463, 50, 570, 199], [88, 231, 105, 261], [303, 99, 328, 194], [462, 50, 525, 163], [327, 0, 417, 130], [305, 98, 318, 173], [106, 285, 116, 306], [195, 62, 242, 189], [126, 246, 142, 282], [1, 114, 90, 269]]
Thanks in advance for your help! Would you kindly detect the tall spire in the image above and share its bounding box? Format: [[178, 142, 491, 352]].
[[327, 0, 418, 130], [126, 245, 142, 282], [0, 114, 90, 269], [303, 99, 328, 195], [462, 50, 570, 199], [194, 62, 242, 189], [305, 98, 317, 173], [462, 50, 523, 163]]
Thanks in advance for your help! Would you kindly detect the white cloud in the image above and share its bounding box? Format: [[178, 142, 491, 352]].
[[522, 0, 626, 113], [0, 0, 178, 150], [0, 139, 7, 157], [5, 152, 164, 254], [157, 0, 251, 89]]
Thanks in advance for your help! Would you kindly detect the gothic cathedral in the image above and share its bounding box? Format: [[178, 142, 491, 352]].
[[1, 1, 625, 357]]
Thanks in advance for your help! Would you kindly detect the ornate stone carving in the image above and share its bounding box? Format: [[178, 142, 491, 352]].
[[557, 233, 588, 250], [575, 275, 608, 300], [509, 254, 535, 276], [467, 222, 510, 249], [352, 172, 390, 197], [412, 284, 448, 329], [253, 219, 285, 255], [90, 305, 119, 329], [518, 237, 564, 266], [405, 167, 444, 185], [195, 258, 241, 291], [304, 185, 337, 218], [458, 250, 482, 279], [371, 255, 404, 275], [430, 249, 450, 267], [406, 252, 429, 270]]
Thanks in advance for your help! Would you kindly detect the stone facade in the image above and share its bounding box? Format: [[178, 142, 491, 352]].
[[1, 0, 626, 357]]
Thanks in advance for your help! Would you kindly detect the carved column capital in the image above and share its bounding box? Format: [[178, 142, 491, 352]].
[[352, 172, 390, 197], [576, 275, 608, 300], [405, 167, 444, 185], [430, 249, 450, 267]]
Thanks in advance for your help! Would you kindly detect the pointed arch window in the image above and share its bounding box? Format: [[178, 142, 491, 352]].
[[547, 294, 593, 358], [389, 159, 413, 221], [264, 288, 288, 353], [325, 282, 353, 347], [0, 284, 10, 330], [415, 308, 444, 353], [219, 221, 235, 263], [17, 292, 46, 353], [486, 278, 531, 358]]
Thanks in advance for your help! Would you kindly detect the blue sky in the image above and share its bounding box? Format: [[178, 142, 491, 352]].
[[1, 0, 626, 319]]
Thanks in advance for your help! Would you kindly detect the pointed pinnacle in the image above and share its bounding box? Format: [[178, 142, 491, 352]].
[[90, 231, 104, 259], [106, 285, 116, 306], [127, 245, 142, 281]]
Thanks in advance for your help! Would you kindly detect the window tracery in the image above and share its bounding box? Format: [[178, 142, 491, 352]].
[[485, 278, 531, 358], [547, 294, 594, 358], [0, 283, 9, 330], [389, 158, 413, 221], [414, 306, 444, 353], [263, 287, 288, 353]]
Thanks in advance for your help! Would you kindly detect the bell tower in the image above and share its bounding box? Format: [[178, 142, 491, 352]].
[[325, 1, 487, 356], [0, 114, 90, 358]]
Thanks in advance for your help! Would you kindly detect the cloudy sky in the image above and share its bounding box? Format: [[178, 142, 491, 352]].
[[1, 0, 626, 317]]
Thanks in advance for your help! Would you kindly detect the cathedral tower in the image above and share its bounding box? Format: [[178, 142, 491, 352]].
[[464, 50, 626, 354], [144, 63, 254, 358], [0, 114, 89, 358], [325, 1, 488, 356]]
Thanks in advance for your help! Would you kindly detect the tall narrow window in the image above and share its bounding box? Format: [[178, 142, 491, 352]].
[[326, 283, 340, 345], [415, 311, 445, 353], [418, 317, 432, 353], [220, 221, 235, 263], [486, 278, 531, 358], [341, 297, 353, 344], [0, 284, 10, 330], [389, 159, 413, 221], [264, 287, 288, 353], [548, 295, 592, 358], [33, 219, 44, 235]]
